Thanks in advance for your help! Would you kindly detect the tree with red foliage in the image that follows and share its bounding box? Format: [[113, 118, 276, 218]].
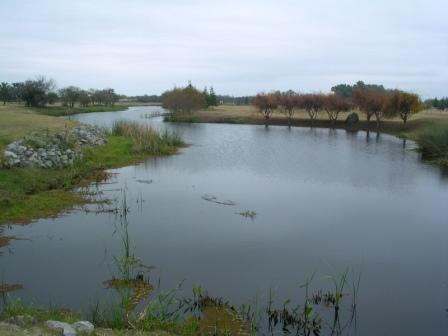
[[323, 94, 352, 125], [252, 93, 279, 122], [279, 95, 297, 124], [296, 94, 325, 124], [352, 89, 389, 127]]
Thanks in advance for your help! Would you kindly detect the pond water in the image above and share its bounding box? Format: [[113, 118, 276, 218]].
[[1, 106, 448, 335]]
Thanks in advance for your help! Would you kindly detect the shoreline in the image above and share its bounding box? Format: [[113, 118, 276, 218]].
[[0, 106, 184, 226], [168, 113, 429, 139], [167, 107, 448, 169]]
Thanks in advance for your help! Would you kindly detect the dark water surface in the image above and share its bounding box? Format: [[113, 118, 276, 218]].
[[1, 106, 448, 335]]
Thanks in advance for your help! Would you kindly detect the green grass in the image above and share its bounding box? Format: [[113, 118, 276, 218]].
[[0, 105, 184, 225], [31, 104, 128, 116], [0, 298, 80, 324], [0, 135, 183, 225]]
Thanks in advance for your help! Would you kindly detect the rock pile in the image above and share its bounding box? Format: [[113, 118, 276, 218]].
[[1, 125, 107, 169]]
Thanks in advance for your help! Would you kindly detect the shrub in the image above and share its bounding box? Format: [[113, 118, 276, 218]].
[[345, 112, 359, 125]]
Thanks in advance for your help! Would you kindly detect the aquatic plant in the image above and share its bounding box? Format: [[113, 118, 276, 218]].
[[237, 210, 257, 220], [112, 120, 183, 155]]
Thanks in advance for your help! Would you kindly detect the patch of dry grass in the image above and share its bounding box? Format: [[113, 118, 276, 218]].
[[0, 104, 75, 151], [199, 105, 448, 123], [178, 105, 448, 141]]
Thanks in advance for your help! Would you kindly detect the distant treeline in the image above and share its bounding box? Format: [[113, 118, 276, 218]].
[[424, 97, 448, 110], [128, 89, 253, 106], [0, 77, 120, 107], [1, 77, 445, 112], [216, 95, 253, 105], [125, 94, 162, 103]]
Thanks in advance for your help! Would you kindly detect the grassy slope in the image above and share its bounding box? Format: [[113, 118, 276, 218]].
[[0, 136, 148, 224], [31, 104, 128, 116], [0, 104, 75, 151], [0, 105, 180, 225]]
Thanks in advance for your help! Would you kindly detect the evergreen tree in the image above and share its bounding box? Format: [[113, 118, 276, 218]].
[[209, 86, 218, 106]]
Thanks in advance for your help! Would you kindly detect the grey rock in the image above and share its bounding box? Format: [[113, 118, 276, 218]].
[[46, 320, 77, 336], [16, 145, 27, 153], [3, 151, 17, 159], [2, 124, 107, 169], [72, 321, 94, 334]]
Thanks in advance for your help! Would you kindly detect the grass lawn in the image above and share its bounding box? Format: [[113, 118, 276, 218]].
[[0, 104, 75, 151], [31, 103, 128, 116]]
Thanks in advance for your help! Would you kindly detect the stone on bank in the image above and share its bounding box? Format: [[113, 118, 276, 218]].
[[1, 125, 107, 169]]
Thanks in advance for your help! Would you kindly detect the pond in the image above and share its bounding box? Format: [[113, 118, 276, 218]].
[[1, 106, 448, 335]]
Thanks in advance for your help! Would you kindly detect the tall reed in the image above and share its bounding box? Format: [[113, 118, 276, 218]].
[[417, 123, 448, 159], [112, 120, 183, 155]]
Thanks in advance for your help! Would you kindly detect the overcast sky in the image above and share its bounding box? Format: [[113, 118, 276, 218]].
[[0, 0, 447, 98]]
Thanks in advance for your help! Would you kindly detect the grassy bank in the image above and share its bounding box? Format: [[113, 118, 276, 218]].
[[169, 105, 448, 165], [0, 106, 184, 225], [31, 104, 128, 116]]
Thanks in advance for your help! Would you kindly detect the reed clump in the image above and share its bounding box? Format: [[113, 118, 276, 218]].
[[417, 122, 448, 162], [112, 120, 184, 155]]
